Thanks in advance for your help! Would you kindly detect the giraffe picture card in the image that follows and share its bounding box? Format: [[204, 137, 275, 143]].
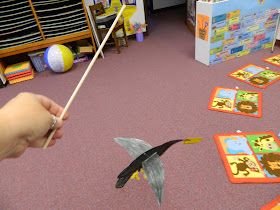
[[208, 87, 262, 118], [214, 132, 280, 183], [229, 64, 280, 89]]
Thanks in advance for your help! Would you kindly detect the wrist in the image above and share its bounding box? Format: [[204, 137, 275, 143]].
[[0, 108, 13, 160], [0, 96, 31, 141], [0, 107, 29, 160]]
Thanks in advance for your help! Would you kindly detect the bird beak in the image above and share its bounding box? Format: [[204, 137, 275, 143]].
[[183, 138, 203, 144]]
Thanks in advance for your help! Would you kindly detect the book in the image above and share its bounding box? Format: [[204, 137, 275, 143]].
[[4, 61, 31, 75], [6, 69, 33, 80], [9, 71, 34, 85]]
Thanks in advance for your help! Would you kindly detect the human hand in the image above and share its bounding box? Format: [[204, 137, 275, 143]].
[[0, 92, 69, 160]]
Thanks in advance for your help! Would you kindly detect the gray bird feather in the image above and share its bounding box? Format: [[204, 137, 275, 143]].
[[113, 137, 153, 158], [142, 153, 164, 205]]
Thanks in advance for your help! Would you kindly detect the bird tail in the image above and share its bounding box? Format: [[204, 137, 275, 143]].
[[116, 175, 131, 188]]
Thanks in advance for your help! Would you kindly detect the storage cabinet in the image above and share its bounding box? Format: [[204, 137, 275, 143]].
[[0, 0, 96, 58]]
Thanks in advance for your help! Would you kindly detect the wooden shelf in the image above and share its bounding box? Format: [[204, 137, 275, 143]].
[[0, 0, 96, 58], [0, 0, 43, 51], [0, 31, 92, 58]]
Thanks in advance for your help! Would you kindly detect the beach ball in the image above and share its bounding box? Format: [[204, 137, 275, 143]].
[[44, 44, 74, 73]]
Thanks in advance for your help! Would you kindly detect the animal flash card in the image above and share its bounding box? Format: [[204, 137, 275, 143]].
[[264, 54, 280, 67], [214, 132, 280, 183], [261, 196, 280, 210], [229, 64, 280, 89], [208, 87, 262, 118]]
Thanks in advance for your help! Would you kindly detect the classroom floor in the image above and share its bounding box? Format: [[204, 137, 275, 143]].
[[0, 6, 279, 210]]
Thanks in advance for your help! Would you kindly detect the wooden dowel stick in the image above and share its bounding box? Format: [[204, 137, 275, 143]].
[[43, 5, 127, 148]]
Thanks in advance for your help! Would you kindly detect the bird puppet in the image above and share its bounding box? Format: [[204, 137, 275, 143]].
[[114, 137, 202, 205]]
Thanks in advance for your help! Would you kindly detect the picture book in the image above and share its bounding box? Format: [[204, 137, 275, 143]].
[[264, 54, 280, 67], [229, 64, 280, 89], [208, 87, 262, 118], [8, 72, 34, 85], [214, 132, 280, 183], [5, 69, 33, 80], [261, 196, 280, 210], [4, 61, 31, 75]]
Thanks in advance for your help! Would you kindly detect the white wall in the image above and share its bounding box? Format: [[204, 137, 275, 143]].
[[153, 0, 185, 10]]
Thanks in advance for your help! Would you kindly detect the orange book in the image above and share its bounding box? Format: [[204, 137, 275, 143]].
[[6, 69, 33, 80], [9, 72, 34, 85], [4, 61, 31, 76]]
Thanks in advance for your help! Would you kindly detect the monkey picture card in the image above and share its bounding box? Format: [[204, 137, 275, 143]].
[[229, 64, 280, 89], [214, 132, 280, 183], [208, 87, 262, 118], [261, 196, 280, 210], [264, 54, 280, 68]]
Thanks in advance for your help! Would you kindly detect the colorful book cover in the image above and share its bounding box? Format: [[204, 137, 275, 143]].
[[214, 132, 280, 183], [261, 196, 280, 210], [4, 61, 31, 75], [229, 64, 280, 89], [208, 87, 262, 118], [6, 69, 33, 80], [9, 72, 34, 85], [264, 54, 280, 67]]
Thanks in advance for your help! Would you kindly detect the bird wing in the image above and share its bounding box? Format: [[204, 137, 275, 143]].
[[114, 137, 153, 158], [142, 153, 164, 206]]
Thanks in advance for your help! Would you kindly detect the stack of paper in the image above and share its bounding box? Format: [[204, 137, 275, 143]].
[[4, 61, 34, 84]]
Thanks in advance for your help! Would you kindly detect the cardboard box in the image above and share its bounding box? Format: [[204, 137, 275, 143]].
[[76, 40, 93, 54]]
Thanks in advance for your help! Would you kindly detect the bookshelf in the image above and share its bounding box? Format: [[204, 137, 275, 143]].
[[0, 0, 96, 58], [195, 0, 279, 65]]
